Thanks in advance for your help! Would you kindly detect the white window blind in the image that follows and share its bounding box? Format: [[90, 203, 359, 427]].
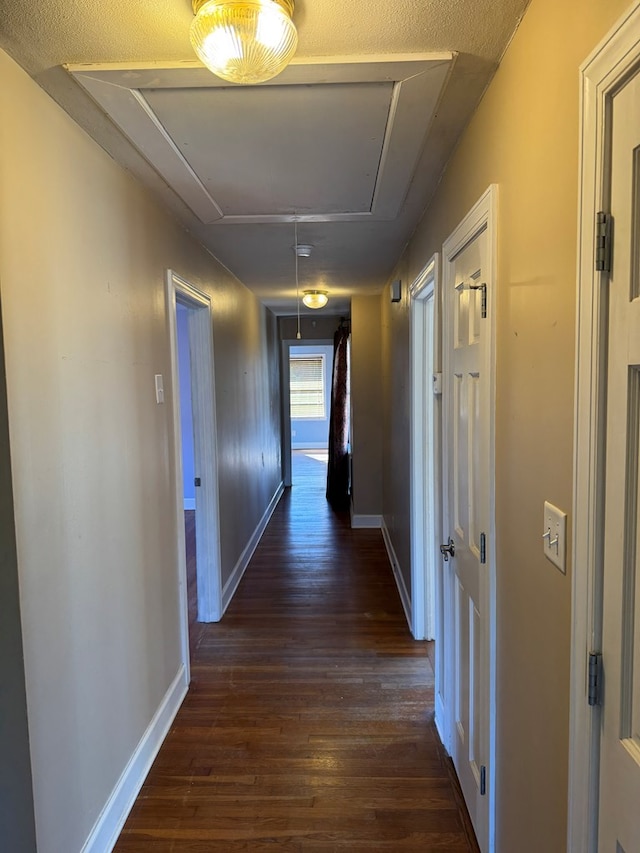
[[290, 355, 326, 419]]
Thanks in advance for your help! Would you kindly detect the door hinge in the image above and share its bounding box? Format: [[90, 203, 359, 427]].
[[480, 765, 487, 796], [595, 212, 612, 273], [470, 283, 487, 319], [480, 532, 487, 564], [588, 651, 602, 706], [194, 477, 201, 487]]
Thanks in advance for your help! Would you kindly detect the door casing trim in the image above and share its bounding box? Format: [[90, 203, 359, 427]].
[[569, 3, 640, 850], [280, 338, 334, 487], [166, 269, 223, 680], [409, 254, 439, 642]]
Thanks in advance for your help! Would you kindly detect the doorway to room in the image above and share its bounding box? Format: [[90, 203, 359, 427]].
[[289, 343, 333, 483], [570, 6, 640, 850], [176, 302, 201, 656], [281, 339, 334, 487], [166, 270, 222, 677]]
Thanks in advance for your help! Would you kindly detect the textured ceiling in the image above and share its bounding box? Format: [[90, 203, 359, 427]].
[[0, 0, 531, 315], [1, 0, 528, 72]]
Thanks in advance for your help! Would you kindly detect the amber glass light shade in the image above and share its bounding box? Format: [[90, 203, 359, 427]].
[[191, 0, 298, 84], [302, 290, 329, 309]]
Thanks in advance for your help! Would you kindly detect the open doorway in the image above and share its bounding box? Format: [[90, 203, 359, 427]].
[[176, 303, 200, 654], [290, 344, 333, 481], [167, 270, 222, 676], [281, 338, 334, 487], [288, 343, 333, 492]]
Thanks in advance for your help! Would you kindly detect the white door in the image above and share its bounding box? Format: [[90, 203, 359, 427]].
[[598, 67, 640, 852], [442, 189, 496, 853]]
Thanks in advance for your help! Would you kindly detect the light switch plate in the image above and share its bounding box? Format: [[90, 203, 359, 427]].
[[543, 500, 567, 573], [154, 374, 164, 405]]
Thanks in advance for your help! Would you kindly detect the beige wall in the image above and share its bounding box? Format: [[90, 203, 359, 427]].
[[351, 295, 383, 518], [0, 49, 281, 853], [381, 0, 632, 849], [279, 314, 343, 342], [381, 256, 412, 594]]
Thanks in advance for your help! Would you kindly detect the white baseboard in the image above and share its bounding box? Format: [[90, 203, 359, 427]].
[[435, 693, 448, 753], [183, 498, 195, 510], [350, 513, 382, 529], [381, 517, 412, 632], [222, 482, 284, 614], [81, 665, 189, 853]]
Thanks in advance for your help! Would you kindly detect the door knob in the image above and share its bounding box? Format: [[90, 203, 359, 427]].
[[440, 537, 455, 561]]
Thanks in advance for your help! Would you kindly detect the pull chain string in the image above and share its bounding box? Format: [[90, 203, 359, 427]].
[[295, 218, 301, 340]]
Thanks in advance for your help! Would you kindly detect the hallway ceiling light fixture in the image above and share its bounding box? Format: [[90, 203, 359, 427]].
[[302, 290, 329, 310], [190, 0, 298, 84]]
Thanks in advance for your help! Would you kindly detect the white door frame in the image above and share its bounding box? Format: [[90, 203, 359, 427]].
[[410, 255, 439, 642], [569, 4, 640, 850], [280, 337, 334, 487], [166, 270, 222, 675], [441, 185, 497, 851]]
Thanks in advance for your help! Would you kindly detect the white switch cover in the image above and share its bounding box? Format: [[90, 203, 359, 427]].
[[543, 500, 567, 573], [154, 374, 164, 405]]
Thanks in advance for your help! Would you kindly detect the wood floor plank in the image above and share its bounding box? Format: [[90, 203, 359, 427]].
[[114, 451, 480, 852]]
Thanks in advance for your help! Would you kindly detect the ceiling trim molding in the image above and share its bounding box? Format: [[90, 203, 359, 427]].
[[67, 54, 455, 225]]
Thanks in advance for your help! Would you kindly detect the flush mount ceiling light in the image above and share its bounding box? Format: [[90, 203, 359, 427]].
[[190, 0, 298, 85], [302, 290, 329, 310]]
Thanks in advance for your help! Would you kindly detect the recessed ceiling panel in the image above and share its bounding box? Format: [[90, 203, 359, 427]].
[[143, 83, 393, 217], [69, 57, 454, 225]]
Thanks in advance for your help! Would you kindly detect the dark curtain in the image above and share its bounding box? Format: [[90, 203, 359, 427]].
[[326, 323, 350, 510]]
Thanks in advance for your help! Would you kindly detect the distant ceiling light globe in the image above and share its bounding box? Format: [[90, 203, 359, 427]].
[[302, 290, 329, 310], [190, 0, 298, 85]]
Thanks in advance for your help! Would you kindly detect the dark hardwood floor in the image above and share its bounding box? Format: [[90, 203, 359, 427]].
[[114, 451, 479, 852]]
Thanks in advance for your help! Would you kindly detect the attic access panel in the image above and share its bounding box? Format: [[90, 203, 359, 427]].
[[143, 82, 393, 217], [68, 56, 454, 225]]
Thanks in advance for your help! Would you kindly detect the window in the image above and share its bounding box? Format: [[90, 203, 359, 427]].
[[290, 354, 326, 419]]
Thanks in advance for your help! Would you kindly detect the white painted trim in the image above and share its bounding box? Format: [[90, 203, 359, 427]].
[[167, 269, 223, 678], [434, 689, 447, 750], [350, 513, 382, 529], [569, 4, 640, 851], [68, 56, 454, 225], [381, 518, 412, 631], [409, 255, 439, 642], [281, 340, 293, 487], [441, 184, 498, 853], [222, 482, 285, 614], [81, 665, 188, 853], [167, 275, 192, 679], [183, 498, 195, 511]]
